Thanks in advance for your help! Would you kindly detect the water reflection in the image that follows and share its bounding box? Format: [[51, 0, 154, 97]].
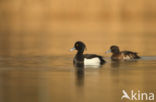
[[75, 67, 85, 87], [111, 61, 121, 68], [76, 67, 85, 86], [0, 56, 156, 102], [110, 60, 139, 68], [74, 68, 85, 102]]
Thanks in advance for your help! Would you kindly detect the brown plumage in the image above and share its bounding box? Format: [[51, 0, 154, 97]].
[[107, 45, 140, 61]]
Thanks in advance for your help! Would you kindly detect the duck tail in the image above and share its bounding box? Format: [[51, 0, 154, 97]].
[[134, 52, 141, 59], [99, 56, 106, 65]]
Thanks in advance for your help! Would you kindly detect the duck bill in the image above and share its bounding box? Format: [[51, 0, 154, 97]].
[[105, 49, 111, 54], [70, 47, 76, 52]]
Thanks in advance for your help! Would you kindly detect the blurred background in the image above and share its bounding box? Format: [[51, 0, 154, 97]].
[[0, 0, 156, 56]]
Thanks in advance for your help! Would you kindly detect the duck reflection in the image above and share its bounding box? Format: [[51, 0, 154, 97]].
[[111, 61, 121, 68], [75, 66, 85, 87], [110, 60, 139, 68], [73, 66, 85, 102]]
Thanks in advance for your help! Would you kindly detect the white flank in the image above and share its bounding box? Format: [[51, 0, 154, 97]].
[[84, 58, 100, 66], [123, 56, 131, 60]]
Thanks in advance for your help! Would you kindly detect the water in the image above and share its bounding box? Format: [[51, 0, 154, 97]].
[[0, 55, 156, 102]]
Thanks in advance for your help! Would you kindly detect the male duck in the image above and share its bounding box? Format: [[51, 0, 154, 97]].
[[70, 41, 105, 67], [106, 45, 141, 61]]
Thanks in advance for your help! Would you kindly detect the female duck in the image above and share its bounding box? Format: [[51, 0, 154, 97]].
[[70, 41, 105, 67], [106, 45, 140, 61]]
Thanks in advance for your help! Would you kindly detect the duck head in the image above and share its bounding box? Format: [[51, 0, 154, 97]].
[[106, 45, 120, 54], [70, 41, 86, 53]]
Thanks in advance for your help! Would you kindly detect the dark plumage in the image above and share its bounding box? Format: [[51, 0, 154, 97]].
[[70, 41, 105, 67], [106, 45, 141, 61]]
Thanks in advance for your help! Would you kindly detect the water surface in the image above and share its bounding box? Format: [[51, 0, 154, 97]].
[[0, 55, 156, 102]]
